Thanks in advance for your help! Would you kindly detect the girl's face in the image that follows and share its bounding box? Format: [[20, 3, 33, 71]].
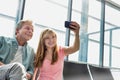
[[44, 33, 57, 48]]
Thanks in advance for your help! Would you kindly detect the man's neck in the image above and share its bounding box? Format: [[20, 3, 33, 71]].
[[16, 37, 26, 46]]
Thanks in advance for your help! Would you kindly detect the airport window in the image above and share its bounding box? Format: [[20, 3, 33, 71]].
[[104, 1, 120, 68], [0, 0, 18, 37], [0, 0, 18, 17]]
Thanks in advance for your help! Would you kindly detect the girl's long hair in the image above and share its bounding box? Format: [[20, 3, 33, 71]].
[[34, 29, 58, 68]]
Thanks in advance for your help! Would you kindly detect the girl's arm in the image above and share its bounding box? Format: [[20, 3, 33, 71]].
[[63, 21, 80, 56]]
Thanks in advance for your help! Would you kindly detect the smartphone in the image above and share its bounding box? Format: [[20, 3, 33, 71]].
[[65, 21, 75, 30], [65, 21, 71, 28]]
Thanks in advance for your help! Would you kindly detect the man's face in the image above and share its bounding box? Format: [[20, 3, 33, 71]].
[[17, 23, 34, 41]]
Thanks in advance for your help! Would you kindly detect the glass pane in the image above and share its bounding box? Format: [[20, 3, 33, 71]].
[[112, 47, 120, 68], [0, 18, 15, 37], [88, 35, 100, 65], [24, 0, 68, 31], [104, 46, 110, 67], [88, 18, 100, 33], [89, 0, 101, 19], [0, 0, 18, 17], [105, 5, 120, 27], [112, 29, 120, 47], [72, 0, 82, 22], [111, 29, 120, 68]]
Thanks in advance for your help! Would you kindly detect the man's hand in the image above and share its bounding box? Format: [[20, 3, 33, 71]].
[[0, 61, 4, 66], [26, 73, 32, 80]]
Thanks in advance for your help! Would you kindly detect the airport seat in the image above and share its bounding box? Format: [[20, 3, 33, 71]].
[[63, 61, 91, 80], [89, 65, 114, 80]]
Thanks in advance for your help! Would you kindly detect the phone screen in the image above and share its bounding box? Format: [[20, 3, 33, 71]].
[[65, 21, 71, 28]]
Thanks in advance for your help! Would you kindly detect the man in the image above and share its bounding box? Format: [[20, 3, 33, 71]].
[[0, 20, 35, 80]]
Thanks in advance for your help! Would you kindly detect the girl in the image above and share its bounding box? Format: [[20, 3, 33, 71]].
[[33, 21, 80, 80]]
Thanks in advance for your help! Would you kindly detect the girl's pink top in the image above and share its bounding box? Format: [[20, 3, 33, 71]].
[[38, 46, 65, 80]]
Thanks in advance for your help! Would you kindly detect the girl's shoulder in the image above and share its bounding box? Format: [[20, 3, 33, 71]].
[[58, 46, 65, 57]]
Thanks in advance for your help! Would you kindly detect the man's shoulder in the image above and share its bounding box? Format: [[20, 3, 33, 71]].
[[26, 44, 35, 54], [0, 36, 15, 42]]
